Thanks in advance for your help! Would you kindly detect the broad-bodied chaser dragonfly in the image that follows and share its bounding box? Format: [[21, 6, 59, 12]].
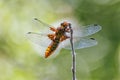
[[27, 18, 102, 58]]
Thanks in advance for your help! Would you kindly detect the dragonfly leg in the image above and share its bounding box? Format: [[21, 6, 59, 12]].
[[60, 35, 70, 42], [47, 34, 55, 40], [50, 27, 57, 32]]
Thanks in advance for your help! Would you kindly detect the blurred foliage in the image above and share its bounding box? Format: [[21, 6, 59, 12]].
[[0, 0, 120, 80]]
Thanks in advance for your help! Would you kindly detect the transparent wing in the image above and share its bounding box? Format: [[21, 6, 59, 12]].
[[70, 24, 102, 37], [33, 18, 52, 28], [26, 32, 51, 47], [32, 18, 56, 34], [61, 37, 97, 50]]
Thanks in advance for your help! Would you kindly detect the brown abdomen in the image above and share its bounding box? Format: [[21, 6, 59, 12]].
[[45, 40, 59, 58]]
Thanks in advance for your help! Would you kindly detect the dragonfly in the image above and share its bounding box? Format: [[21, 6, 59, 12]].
[[27, 18, 102, 58]]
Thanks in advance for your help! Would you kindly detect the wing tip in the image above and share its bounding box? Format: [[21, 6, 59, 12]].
[[34, 18, 38, 20], [94, 24, 98, 26], [27, 32, 32, 34], [93, 24, 102, 30], [90, 38, 95, 40]]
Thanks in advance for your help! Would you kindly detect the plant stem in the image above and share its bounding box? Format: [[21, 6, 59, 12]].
[[69, 24, 76, 80]]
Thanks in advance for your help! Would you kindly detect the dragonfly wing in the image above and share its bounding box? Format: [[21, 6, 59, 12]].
[[61, 37, 98, 50], [32, 18, 55, 34], [33, 18, 52, 28], [71, 24, 102, 37], [26, 32, 51, 47]]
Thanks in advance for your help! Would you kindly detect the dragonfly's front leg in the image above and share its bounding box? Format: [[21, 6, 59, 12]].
[[47, 34, 55, 41], [60, 35, 70, 42]]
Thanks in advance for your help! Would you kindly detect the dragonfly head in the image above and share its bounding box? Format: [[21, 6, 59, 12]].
[[61, 21, 70, 28]]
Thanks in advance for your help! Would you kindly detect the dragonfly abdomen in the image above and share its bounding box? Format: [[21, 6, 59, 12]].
[[45, 38, 60, 58]]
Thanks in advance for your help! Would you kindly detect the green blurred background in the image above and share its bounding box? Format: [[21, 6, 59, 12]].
[[0, 0, 120, 80]]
